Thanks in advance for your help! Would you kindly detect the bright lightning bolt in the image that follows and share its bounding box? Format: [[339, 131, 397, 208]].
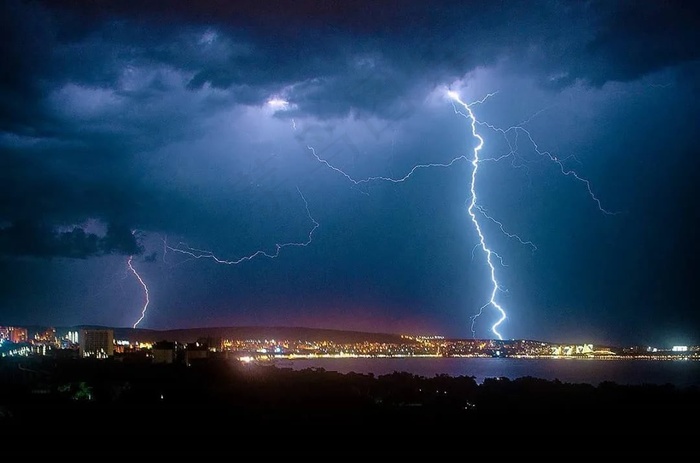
[[127, 255, 150, 328], [167, 187, 319, 265], [304, 91, 512, 339], [305, 88, 613, 341], [449, 92, 508, 340], [451, 90, 614, 339], [306, 91, 510, 339]]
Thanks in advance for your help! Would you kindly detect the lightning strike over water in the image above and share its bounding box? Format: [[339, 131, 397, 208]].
[[127, 255, 150, 328], [449, 91, 508, 340], [167, 187, 319, 265], [308, 89, 613, 340], [305, 91, 510, 339]]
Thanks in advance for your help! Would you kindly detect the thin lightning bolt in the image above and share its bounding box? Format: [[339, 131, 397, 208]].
[[476, 205, 537, 253], [476, 119, 616, 215], [307, 146, 469, 187], [167, 187, 319, 264], [162, 235, 169, 263], [127, 255, 150, 328]]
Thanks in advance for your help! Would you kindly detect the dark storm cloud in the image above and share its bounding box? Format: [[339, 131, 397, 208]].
[[4, 1, 697, 127], [2, 6, 688, 147], [581, 1, 700, 85], [0, 220, 142, 259], [0, 1, 55, 135]]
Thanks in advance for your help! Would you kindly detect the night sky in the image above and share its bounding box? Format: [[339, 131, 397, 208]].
[[1, 0, 699, 346]]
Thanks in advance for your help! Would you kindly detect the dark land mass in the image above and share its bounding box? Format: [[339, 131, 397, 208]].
[[1, 355, 698, 458]]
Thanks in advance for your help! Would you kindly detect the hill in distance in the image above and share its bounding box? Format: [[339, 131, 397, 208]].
[[50, 325, 417, 345]]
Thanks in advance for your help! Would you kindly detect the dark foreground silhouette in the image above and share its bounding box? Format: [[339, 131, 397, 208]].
[[1, 356, 698, 458]]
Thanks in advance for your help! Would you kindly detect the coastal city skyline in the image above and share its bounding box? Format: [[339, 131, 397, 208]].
[[1, 322, 696, 355], [2, 1, 699, 348]]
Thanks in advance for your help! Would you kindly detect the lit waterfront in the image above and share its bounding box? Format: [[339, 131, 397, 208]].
[[3, 324, 699, 390]]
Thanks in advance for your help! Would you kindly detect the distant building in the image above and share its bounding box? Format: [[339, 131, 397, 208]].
[[8, 327, 28, 344], [65, 331, 79, 344], [152, 341, 177, 364], [184, 342, 209, 365], [79, 329, 114, 359], [34, 327, 57, 346], [197, 336, 223, 352]]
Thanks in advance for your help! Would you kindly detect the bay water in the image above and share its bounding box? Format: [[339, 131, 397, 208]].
[[279, 356, 700, 388]]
